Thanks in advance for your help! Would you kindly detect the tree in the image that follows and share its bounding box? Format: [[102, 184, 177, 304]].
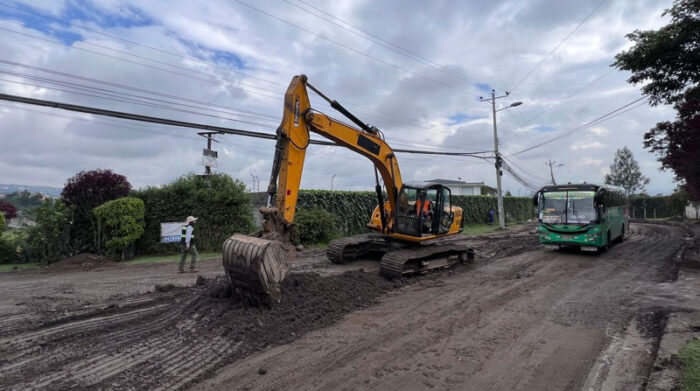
[[613, 0, 700, 200], [94, 197, 145, 260], [0, 200, 18, 220], [61, 169, 132, 252], [605, 147, 650, 196]]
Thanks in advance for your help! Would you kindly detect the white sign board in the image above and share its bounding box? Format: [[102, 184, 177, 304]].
[[160, 222, 184, 243], [202, 148, 218, 168]]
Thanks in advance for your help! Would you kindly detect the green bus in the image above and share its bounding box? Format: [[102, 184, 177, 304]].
[[533, 183, 629, 252]]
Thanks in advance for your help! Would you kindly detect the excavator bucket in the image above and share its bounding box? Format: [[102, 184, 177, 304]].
[[222, 234, 294, 306]]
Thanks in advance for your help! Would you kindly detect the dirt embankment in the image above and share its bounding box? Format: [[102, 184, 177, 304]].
[[43, 253, 116, 272]]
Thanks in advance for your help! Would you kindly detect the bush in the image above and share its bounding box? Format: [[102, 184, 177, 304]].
[[0, 236, 15, 263], [0, 200, 17, 220], [1, 230, 30, 263], [94, 197, 145, 260], [132, 173, 253, 254], [25, 200, 72, 264], [0, 212, 5, 231], [291, 208, 337, 245]]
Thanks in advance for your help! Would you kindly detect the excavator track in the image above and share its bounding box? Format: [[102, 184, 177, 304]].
[[326, 233, 386, 264], [379, 243, 474, 279]]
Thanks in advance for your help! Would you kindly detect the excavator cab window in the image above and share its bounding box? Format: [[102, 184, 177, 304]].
[[395, 184, 450, 237], [438, 186, 454, 234]]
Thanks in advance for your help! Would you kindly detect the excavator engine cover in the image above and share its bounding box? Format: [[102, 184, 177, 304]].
[[222, 233, 294, 306]]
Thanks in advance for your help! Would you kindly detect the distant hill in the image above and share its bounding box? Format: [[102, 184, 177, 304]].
[[0, 184, 62, 198]]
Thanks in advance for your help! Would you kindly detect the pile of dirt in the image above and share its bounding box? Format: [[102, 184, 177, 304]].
[[190, 271, 397, 346], [44, 253, 116, 272]]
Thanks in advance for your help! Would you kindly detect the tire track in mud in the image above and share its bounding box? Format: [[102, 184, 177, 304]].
[[0, 230, 539, 390]]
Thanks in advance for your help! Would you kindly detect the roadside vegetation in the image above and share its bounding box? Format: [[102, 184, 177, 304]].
[[679, 339, 700, 391], [126, 252, 222, 265], [462, 223, 526, 236]]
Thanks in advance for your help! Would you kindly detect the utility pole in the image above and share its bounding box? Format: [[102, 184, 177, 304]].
[[250, 173, 260, 192], [480, 90, 522, 229], [331, 174, 336, 190], [545, 160, 563, 185]]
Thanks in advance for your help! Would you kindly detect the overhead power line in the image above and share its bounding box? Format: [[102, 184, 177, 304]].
[[510, 0, 607, 92], [0, 16, 460, 129], [234, 0, 480, 96], [500, 157, 542, 192], [0, 92, 490, 157], [281, 0, 486, 86], [0, 24, 283, 99], [0, 58, 280, 120], [507, 96, 648, 157]]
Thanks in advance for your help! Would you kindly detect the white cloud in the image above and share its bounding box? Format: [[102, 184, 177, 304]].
[[570, 141, 607, 151], [0, 0, 679, 196], [589, 127, 608, 135]]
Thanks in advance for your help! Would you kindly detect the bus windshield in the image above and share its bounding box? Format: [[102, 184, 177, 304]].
[[540, 191, 596, 225]]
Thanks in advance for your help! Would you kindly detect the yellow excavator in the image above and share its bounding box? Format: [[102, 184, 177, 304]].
[[223, 75, 473, 305]]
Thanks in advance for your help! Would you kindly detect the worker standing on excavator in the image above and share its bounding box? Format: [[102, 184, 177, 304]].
[[179, 216, 199, 273]]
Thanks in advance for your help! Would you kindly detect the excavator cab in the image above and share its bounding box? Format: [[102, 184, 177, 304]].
[[395, 182, 454, 237]]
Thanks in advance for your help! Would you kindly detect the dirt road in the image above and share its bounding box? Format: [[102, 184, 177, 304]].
[[0, 223, 696, 390]]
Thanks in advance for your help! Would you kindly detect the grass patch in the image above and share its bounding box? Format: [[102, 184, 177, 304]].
[[680, 339, 700, 391], [0, 263, 39, 272], [126, 252, 222, 265], [462, 223, 525, 236]]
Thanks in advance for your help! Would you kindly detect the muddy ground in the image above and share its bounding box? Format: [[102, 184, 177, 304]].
[[0, 223, 697, 390]]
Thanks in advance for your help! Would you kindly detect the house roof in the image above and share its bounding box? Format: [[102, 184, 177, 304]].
[[425, 179, 486, 186]]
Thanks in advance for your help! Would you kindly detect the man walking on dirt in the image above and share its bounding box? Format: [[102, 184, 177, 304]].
[[179, 216, 198, 273]]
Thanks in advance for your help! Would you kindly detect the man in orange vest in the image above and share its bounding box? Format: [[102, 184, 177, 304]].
[[415, 198, 431, 217]]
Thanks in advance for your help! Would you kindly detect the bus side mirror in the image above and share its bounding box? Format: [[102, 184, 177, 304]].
[[532, 192, 539, 206]]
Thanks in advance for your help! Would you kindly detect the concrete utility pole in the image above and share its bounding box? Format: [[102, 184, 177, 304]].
[[480, 90, 522, 230], [331, 174, 336, 190], [545, 160, 563, 185]]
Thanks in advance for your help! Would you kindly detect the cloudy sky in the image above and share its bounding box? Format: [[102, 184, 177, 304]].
[[0, 0, 678, 195]]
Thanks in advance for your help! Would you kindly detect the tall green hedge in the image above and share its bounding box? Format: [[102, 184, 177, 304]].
[[94, 197, 145, 259], [297, 190, 377, 235], [132, 173, 252, 254], [452, 195, 534, 225], [290, 190, 533, 235]]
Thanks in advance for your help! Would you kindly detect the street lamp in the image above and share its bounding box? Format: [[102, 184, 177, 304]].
[[479, 90, 524, 229]]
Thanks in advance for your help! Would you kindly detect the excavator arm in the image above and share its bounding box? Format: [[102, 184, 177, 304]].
[[265, 75, 402, 230], [223, 75, 403, 305]]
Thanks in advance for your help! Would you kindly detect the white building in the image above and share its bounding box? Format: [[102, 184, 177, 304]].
[[425, 179, 495, 196]]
